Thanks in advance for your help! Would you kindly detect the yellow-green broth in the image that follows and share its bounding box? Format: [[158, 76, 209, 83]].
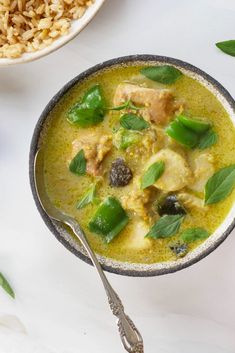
[[40, 64, 235, 264]]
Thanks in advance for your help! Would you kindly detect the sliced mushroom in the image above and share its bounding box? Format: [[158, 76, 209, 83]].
[[157, 194, 186, 216], [109, 158, 133, 187]]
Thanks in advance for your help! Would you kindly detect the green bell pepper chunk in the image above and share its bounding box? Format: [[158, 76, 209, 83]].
[[177, 114, 211, 134], [165, 119, 198, 148], [88, 197, 129, 243]]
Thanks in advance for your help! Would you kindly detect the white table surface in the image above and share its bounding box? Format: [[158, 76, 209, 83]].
[[1, 0, 235, 352]]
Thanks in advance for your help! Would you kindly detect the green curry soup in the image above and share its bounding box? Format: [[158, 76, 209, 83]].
[[40, 64, 235, 264]]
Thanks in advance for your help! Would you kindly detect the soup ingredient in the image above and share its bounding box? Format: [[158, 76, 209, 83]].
[[198, 128, 218, 150], [121, 222, 152, 250], [205, 164, 235, 205], [189, 152, 214, 192], [216, 40, 235, 57], [157, 194, 186, 216], [0, 0, 93, 59], [146, 149, 192, 191], [88, 197, 129, 243], [69, 149, 86, 176], [108, 99, 142, 111], [178, 192, 207, 211], [68, 85, 106, 127], [113, 128, 140, 150], [113, 83, 177, 124], [146, 214, 185, 239], [77, 184, 97, 209], [169, 242, 188, 257], [181, 227, 209, 243], [72, 132, 112, 176], [177, 114, 211, 133], [120, 113, 150, 131], [140, 65, 183, 84], [165, 119, 198, 148], [121, 180, 150, 220], [0, 273, 15, 299], [166, 116, 217, 150], [141, 161, 165, 189], [109, 158, 133, 187]]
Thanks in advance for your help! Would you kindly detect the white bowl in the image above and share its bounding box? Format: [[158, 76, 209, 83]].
[[0, 0, 105, 67]]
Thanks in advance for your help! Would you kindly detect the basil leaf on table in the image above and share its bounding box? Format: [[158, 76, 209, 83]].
[[146, 214, 185, 239], [198, 128, 218, 150], [205, 164, 235, 205], [69, 149, 86, 176], [181, 228, 210, 243], [140, 65, 183, 84], [120, 113, 149, 130], [67, 85, 106, 127], [216, 40, 235, 57], [0, 273, 15, 298], [77, 184, 96, 209], [141, 161, 165, 189]]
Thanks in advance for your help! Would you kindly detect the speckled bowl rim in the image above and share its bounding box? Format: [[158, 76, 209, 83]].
[[29, 54, 235, 277]]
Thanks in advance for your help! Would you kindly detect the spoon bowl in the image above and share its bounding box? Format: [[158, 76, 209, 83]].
[[33, 148, 144, 353]]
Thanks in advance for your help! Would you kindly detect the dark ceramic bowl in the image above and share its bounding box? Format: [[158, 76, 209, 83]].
[[29, 55, 235, 277]]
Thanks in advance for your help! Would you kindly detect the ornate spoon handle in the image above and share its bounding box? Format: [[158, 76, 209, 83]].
[[68, 218, 144, 353]]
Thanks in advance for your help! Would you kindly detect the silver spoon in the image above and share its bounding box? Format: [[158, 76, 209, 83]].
[[34, 149, 144, 353]]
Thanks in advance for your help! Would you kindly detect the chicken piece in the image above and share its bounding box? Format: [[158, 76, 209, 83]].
[[71, 132, 112, 176], [113, 83, 178, 125], [189, 152, 214, 192], [145, 149, 193, 192], [121, 221, 152, 251], [178, 192, 208, 211], [121, 178, 150, 220]]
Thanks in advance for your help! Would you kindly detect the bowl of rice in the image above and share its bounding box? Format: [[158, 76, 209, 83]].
[[0, 0, 105, 66]]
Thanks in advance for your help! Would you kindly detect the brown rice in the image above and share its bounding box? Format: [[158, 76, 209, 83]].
[[0, 0, 94, 59]]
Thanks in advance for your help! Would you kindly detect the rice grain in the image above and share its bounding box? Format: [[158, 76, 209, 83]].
[[0, 0, 94, 59]]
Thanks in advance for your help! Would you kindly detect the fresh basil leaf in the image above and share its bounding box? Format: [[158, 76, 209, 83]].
[[108, 101, 129, 111], [216, 40, 235, 57], [77, 184, 96, 209], [68, 106, 104, 127], [67, 85, 105, 127], [120, 113, 149, 130], [69, 149, 86, 176], [108, 100, 142, 111], [0, 273, 15, 298], [205, 164, 235, 205], [198, 128, 218, 149], [181, 227, 210, 243], [146, 214, 185, 239], [140, 65, 182, 84], [81, 85, 106, 109], [141, 161, 165, 189]]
